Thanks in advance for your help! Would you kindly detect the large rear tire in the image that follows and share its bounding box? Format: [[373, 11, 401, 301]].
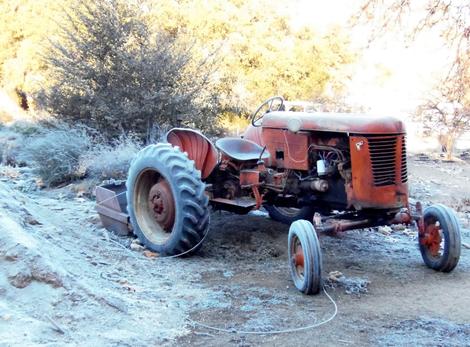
[[288, 220, 322, 295], [265, 205, 315, 224], [419, 204, 461, 272], [126, 143, 210, 255]]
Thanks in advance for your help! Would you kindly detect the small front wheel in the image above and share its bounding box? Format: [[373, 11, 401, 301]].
[[419, 204, 461, 272], [288, 220, 322, 295]]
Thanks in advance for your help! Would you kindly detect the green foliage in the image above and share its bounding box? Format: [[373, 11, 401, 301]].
[[0, 0, 63, 102], [38, 0, 219, 140], [151, 0, 354, 114], [1, 0, 354, 135]]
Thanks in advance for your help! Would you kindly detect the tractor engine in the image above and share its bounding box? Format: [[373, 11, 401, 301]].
[[259, 131, 351, 213], [206, 130, 352, 214], [243, 112, 409, 215]]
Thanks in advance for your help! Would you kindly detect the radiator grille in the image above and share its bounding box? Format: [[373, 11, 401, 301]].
[[401, 136, 408, 183], [367, 135, 407, 187]]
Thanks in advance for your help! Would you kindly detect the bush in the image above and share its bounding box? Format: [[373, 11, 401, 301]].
[[218, 113, 250, 136], [9, 121, 45, 136], [79, 135, 142, 181], [38, 0, 218, 140], [0, 110, 13, 124], [23, 125, 92, 186], [0, 128, 25, 166]]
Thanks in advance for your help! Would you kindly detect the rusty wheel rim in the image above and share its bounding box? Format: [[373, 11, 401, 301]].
[[148, 179, 175, 231], [133, 169, 176, 244], [291, 235, 305, 280], [421, 218, 444, 259]]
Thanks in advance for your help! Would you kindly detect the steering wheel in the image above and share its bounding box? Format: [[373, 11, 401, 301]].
[[251, 96, 285, 127]]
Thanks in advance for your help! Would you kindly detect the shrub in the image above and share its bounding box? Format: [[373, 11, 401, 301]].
[[38, 0, 219, 141], [0, 110, 13, 124], [218, 113, 250, 136], [0, 128, 25, 166], [23, 125, 92, 186], [80, 135, 142, 181], [9, 121, 45, 136]]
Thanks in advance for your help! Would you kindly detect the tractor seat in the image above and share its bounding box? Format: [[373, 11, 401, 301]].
[[215, 138, 270, 162]]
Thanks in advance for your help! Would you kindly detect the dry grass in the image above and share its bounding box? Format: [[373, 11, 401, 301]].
[[0, 120, 142, 187], [22, 124, 92, 186], [79, 135, 142, 181], [0, 128, 25, 166], [0, 121, 47, 166]]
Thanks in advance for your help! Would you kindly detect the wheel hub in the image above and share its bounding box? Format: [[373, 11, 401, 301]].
[[294, 245, 305, 268], [292, 240, 305, 277], [148, 179, 175, 231], [421, 223, 442, 257]]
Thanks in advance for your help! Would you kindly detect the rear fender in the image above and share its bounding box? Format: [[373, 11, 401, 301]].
[[165, 128, 218, 179]]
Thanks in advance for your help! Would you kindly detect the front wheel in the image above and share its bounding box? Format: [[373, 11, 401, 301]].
[[288, 220, 322, 295], [419, 204, 461, 272], [126, 143, 210, 256]]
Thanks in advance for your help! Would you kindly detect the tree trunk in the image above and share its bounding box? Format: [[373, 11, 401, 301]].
[[445, 135, 455, 160]]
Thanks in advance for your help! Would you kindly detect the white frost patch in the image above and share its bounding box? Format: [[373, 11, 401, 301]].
[[0, 180, 215, 345]]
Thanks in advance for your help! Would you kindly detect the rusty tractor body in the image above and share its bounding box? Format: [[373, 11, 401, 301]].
[[97, 96, 461, 295]]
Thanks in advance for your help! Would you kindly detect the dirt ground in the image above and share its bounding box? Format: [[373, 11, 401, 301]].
[[0, 155, 469, 346]]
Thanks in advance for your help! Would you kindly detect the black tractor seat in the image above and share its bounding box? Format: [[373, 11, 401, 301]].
[[215, 137, 270, 162]]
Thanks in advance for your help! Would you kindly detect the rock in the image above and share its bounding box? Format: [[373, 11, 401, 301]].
[[328, 270, 344, 282], [378, 226, 393, 235], [7, 259, 64, 289], [87, 215, 101, 225], [131, 238, 142, 245], [401, 228, 415, 237], [417, 153, 430, 161], [1, 207, 65, 289], [391, 224, 406, 231], [460, 151, 470, 160], [8, 267, 33, 288], [143, 250, 158, 258], [130, 241, 144, 251], [24, 214, 41, 225], [326, 271, 370, 295], [30, 262, 64, 288]]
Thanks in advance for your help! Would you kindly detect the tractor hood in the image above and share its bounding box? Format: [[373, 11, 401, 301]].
[[262, 111, 405, 134]]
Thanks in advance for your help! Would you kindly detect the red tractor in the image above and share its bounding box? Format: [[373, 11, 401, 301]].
[[97, 96, 461, 295]]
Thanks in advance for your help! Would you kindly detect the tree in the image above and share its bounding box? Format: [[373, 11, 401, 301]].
[[353, 1, 469, 54], [353, 0, 470, 157], [0, 0, 63, 108], [38, 0, 219, 140], [1, 0, 354, 136], [149, 0, 354, 116], [418, 62, 470, 159]]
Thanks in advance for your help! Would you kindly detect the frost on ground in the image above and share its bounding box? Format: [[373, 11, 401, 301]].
[[0, 156, 470, 346], [325, 271, 370, 295], [377, 318, 470, 347], [0, 178, 216, 346]]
